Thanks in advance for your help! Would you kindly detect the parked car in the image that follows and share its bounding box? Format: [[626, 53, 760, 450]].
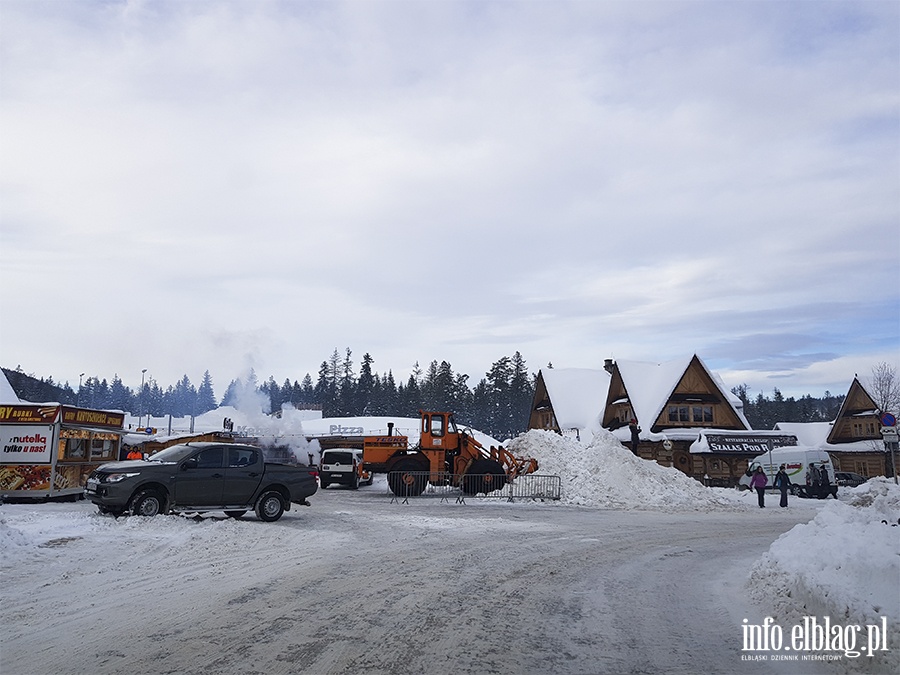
[[85, 442, 318, 521], [320, 448, 373, 489], [834, 471, 868, 488]]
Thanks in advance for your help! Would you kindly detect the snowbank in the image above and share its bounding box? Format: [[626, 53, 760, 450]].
[[506, 428, 748, 511], [747, 478, 900, 673]]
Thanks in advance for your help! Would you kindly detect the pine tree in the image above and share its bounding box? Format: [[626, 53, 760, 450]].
[[197, 371, 217, 413], [337, 348, 356, 416], [356, 353, 375, 415], [106, 375, 127, 412]]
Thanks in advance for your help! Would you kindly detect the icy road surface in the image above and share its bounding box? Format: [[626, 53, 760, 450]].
[[3, 484, 826, 675]]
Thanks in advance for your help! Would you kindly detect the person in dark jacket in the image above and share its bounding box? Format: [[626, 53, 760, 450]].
[[628, 419, 641, 456], [749, 466, 768, 508], [773, 464, 791, 508]]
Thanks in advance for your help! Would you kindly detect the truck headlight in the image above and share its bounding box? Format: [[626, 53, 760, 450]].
[[106, 472, 139, 483]]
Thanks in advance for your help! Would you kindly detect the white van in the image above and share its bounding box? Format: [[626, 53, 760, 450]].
[[319, 448, 373, 489], [738, 446, 838, 499]]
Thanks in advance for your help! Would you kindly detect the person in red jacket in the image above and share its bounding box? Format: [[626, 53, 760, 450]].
[[749, 466, 768, 508], [126, 447, 143, 460]]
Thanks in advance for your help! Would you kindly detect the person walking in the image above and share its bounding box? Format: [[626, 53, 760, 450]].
[[774, 464, 791, 508], [749, 466, 768, 508], [126, 447, 143, 460]]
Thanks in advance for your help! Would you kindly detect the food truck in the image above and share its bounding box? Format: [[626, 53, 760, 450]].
[[0, 403, 126, 499]]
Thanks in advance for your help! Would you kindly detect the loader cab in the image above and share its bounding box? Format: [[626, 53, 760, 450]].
[[419, 411, 459, 451]]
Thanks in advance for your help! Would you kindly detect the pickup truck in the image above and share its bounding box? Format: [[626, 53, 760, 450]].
[[84, 442, 318, 521]]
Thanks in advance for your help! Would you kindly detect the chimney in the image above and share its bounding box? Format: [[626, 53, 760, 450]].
[[387, 422, 394, 437], [603, 359, 615, 374]]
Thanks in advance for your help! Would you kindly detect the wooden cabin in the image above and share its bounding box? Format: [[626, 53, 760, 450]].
[[776, 377, 897, 478]]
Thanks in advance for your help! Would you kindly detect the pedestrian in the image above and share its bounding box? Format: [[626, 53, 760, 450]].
[[749, 466, 768, 508], [126, 447, 143, 460], [811, 463, 824, 498], [774, 464, 791, 508], [628, 418, 641, 456]]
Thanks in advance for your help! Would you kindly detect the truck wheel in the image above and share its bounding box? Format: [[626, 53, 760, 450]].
[[387, 458, 427, 497], [224, 511, 247, 519], [131, 489, 166, 517], [463, 459, 507, 495], [256, 491, 285, 522]]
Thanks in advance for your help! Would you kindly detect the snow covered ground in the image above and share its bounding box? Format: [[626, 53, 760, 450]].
[[2, 426, 898, 674]]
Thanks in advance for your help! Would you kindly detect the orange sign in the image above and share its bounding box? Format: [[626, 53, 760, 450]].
[[0, 405, 60, 424]]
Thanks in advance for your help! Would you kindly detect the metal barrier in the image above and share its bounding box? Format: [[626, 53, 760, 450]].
[[386, 471, 561, 504]]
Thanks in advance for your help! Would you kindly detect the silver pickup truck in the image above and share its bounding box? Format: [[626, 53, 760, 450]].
[[85, 442, 318, 521]]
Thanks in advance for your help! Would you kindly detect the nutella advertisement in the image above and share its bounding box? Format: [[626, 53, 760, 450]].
[[1, 424, 53, 464]]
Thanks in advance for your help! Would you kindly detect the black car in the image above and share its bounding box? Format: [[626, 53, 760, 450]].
[[834, 471, 867, 488], [85, 442, 318, 521]]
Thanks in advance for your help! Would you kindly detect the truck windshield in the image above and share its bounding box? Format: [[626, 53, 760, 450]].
[[146, 444, 196, 463]]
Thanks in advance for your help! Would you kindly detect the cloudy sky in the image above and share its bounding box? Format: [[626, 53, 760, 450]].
[[1, 0, 898, 401]]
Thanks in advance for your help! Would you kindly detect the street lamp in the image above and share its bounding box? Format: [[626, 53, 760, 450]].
[[78, 373, 85, 406], [140, 369, 147, 428]]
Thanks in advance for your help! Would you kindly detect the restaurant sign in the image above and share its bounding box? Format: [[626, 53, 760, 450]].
[[704, 434, 799, 454]]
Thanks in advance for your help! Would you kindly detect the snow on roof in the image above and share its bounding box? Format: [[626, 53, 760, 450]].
[[541, 367, 610, 432], [614, 356, 693, 427], [773, 421, 881, 454], [773, 421, 832, 447], [1, 370, 20, 403], [616, 355, 746, 429]]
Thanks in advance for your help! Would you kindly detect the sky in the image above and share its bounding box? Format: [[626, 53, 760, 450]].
[[1, 0, 898, 400]]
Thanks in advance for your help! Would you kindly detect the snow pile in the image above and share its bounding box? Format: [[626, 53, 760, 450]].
[[747, 479, 900, 673], [506, 429, 747, 511], [0, 517, 32, 549]]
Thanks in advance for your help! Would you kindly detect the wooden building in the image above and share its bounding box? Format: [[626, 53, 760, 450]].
[[527, 355, 782, 485], [775, 377, 897, 478]]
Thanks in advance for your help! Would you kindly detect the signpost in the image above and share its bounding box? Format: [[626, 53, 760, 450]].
[[881, 413, 898, 484]]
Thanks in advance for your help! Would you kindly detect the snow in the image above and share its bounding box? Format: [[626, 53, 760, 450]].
[[2, 416, 898, 673], [607, 356, 748, 430], [0, 369, 19, 403], [747, 479, 900, 671], [538, 367, 609, 435], [507, 428, 750, 511]]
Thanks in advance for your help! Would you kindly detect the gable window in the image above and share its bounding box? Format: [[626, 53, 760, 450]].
[[692, 406, 713, 424], [668, 406, 689, 423]]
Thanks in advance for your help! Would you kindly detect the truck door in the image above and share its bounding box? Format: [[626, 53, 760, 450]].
[[176, 446, 225, 506], [223, 447, 263, 504]]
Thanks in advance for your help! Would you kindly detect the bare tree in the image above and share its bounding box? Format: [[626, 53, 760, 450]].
[[868, 361, 900, 415]]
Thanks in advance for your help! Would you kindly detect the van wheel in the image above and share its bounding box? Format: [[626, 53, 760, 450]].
[[256, 491, 285, 522]]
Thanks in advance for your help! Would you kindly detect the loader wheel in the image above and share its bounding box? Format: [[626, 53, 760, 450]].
[[388, 458, 428, 497], [462, 459, 507, 495]]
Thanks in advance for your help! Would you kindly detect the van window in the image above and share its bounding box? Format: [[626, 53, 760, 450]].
[[323, 451, 355, 465]]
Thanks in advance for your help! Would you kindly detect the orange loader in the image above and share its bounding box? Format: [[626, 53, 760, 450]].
[[361, 410, 538, 497]]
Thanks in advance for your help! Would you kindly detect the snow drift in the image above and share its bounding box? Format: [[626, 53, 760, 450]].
[[506, 428, 747, 511], [747, 478, 900, 673]]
